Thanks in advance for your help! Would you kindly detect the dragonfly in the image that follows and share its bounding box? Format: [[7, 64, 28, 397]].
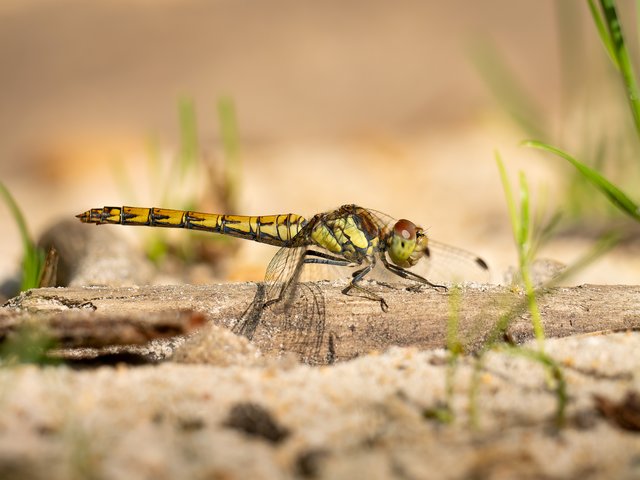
[[76, 204, 489, 312]]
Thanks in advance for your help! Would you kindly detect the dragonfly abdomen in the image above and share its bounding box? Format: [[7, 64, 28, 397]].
[[76, 206, 307, 246]]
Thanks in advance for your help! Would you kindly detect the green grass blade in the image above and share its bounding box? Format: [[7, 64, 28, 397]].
[[482, 232, 618, 349], [0, 182, 33, 258], [596, 0, 640, 139], [24, 248, 45, 291], [0, 182, 45, 290], [517, 172, 531, 251], [495, 153, 545, 344], [588, 0, 619, 68], [446, 286, 463, 355], [0, 182, 33, 264], [523, 140, 640, 221], [469, 233, 617, 429], [495, 152, 520, 242]]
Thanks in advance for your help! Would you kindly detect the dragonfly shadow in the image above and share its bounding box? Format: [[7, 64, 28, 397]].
[[232, 282, 329, 365], [232, 283, 267, 341]]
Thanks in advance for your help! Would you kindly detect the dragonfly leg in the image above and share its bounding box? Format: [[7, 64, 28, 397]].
[[304, 250, 388, 311], [263, 249, 356, 310], [303, 250, 357, 267], [381, 256, 448, 292], [344, 264, 389, 312]]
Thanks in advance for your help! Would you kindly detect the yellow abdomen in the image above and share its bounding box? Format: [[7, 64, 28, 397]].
[[76, 206, 307, 247]]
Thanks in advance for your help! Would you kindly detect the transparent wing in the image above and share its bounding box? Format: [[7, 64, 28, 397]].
[[263, 243, 309, 308], [411, 238, 490, 284], [264, 245, 330, 364], [363, 207, 396, 231], [279, 281, 327, 364], [233, 224, 330, 363]]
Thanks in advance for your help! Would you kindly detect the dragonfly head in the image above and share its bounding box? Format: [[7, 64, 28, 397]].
[[387, 219, 429, 268]]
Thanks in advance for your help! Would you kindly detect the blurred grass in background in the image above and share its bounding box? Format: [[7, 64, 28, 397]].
[[473, 0, 640, 228], [111, 96, 243, 275]]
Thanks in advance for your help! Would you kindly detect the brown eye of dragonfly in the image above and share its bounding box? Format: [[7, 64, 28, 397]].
[[393, 219, 416, 241]]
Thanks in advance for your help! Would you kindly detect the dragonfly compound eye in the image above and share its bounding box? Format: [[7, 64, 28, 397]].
[[388, 219, 419, 267]]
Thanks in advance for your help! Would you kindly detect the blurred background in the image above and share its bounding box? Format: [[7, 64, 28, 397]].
[[1, 0, 639, 288]]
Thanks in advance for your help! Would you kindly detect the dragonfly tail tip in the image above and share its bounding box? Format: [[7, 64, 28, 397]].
[[76, 210, 93, 223], [475, 257, 489, 270]]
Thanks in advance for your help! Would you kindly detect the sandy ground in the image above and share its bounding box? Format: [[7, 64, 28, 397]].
[[0, 333, 638, 479]]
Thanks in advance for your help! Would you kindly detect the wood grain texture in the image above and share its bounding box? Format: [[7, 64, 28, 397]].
[[2, 283, 638, 363]]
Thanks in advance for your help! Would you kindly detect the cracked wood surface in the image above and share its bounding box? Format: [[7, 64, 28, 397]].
[[0, 300, 206, 348], [3, 283, 638, 364]]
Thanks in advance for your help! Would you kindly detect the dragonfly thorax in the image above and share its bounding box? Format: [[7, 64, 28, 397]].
[[308, 210, 379, 262], [386, 219, 429, 268]]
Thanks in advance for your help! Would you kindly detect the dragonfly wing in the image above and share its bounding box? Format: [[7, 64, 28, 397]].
[[411, 238, 490, 284], [232, 244, 307, 340], [365, 208, 396, 227], [232, 282, 267, 340], [280, 280, 327, 364], [263, 244, 309, 309], [234, 241, 329, 364]]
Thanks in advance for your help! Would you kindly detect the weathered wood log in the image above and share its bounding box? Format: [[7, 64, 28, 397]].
[[0, 304, 205, 348], [2, 282, 638, 364]]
